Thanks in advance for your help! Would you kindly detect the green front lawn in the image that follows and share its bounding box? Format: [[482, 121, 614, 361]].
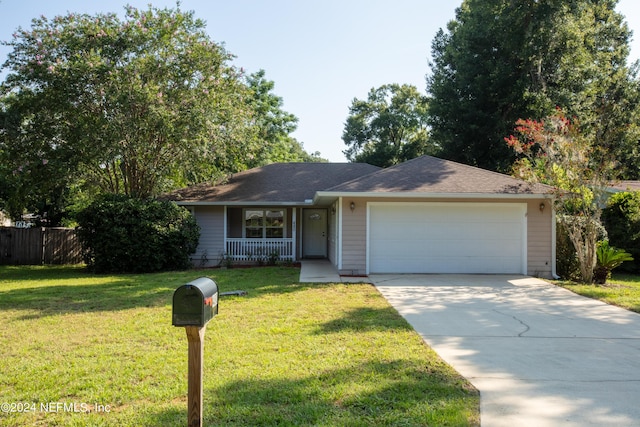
[[0, 265, 478, 426], [556, 273, 640, 314]]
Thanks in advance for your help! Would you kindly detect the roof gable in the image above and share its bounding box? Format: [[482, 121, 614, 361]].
[[325, 155, 551, 195]]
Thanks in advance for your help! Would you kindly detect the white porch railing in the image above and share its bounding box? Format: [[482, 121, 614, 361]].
[[226, 238, 294, 261]]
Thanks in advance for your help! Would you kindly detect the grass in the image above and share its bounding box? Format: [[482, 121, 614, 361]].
[[0, 265, 479, 426], [555, 273, 640, 314]]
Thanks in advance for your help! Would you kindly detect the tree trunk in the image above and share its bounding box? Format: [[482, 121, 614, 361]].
[[562, 214, 599, 284]]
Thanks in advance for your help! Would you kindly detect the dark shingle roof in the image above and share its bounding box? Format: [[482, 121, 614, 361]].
[[164, 162, 381, 203], [165, 156, 552, 204], [325, 155, 552, 195]]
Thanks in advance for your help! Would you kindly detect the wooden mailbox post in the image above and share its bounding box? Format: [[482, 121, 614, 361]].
[[172, 278, 219, 427]]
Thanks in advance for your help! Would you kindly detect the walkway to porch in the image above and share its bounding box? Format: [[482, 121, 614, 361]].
[[299, 259, 370, 283]]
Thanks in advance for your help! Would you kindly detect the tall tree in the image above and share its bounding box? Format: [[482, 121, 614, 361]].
[[0, 5, 253, 223], [245, 70, 325, 165], [506, 108, 615, 283], [342, 84, 434, 167], [428, 0, 640, 175]]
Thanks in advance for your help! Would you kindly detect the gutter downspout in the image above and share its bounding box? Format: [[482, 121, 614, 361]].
[[337, 197, 343, 271], [551, 202, 560, 279]]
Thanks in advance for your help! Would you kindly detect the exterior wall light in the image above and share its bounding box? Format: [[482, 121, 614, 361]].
[[539, 202, 545, 212], [350, 201, 355, 212]]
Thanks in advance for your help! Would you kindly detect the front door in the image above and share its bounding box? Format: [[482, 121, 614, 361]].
[[302, 209, 327, 258]]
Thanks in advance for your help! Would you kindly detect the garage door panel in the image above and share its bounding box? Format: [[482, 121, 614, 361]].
[[376, 256, 522, 274], [376, 223, 520, 241], [372, 238, 522, 257], [369, 203, 525, 274]]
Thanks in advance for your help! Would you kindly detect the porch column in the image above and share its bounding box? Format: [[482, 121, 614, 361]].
[[223, 206, 227, 256], [292, 208, 297, 261], [337, 197, 342, 270]]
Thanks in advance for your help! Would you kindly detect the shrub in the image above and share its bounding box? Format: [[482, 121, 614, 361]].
[[602, 191, 640, 273], [76, 195, 199, 273], [594, 240, 634, 284], [267, 250, 280, 266]]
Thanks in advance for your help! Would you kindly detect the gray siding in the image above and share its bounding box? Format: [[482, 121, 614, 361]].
[[340, 199, 368, 275], [192, 206, 225, 267]]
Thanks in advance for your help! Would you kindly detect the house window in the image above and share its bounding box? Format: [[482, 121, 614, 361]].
[[244, 209, 285, 238]]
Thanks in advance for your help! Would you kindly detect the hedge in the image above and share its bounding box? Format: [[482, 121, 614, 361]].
[[76, 195, 200, 273]]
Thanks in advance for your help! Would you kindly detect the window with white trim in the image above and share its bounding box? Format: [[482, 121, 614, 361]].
[[244, 209, 285, 238]]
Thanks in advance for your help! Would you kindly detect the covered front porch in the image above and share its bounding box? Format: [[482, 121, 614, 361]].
[[184, 203, 337, 267], [222, 206, 296, 262], [223, 206, 331, 263]]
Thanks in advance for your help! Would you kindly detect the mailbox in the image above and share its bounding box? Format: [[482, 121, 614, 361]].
[[172, 277, 218, 327]]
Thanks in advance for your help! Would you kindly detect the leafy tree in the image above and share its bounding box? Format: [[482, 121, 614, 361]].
[[428, 0, 640, 175], [245, 70, 326, 165], [506, 108, 614, 283], [342, 84, 435, 167], [0, 93, 89, 225], [0, 5, 253, 222]]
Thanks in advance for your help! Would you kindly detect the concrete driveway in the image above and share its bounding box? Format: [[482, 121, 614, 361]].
[[371, 274, 640, 427]]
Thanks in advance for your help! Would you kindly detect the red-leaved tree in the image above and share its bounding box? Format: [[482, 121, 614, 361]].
[[506, 108, 615, 283]]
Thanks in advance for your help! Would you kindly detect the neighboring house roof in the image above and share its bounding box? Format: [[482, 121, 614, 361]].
[[164, 162, 381, 204], [608, 181, 640, 192], [321, 155, 552, 196], [165, 155, 553, 205]]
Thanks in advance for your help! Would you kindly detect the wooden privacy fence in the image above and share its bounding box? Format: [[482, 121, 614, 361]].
[[0, 227, 84, 265]]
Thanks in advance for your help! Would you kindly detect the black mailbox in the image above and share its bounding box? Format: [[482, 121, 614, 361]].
[[172, 277, 218, 327]]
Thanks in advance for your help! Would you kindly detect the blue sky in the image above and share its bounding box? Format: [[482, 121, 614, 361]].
[[1, 1, 639, 162]]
